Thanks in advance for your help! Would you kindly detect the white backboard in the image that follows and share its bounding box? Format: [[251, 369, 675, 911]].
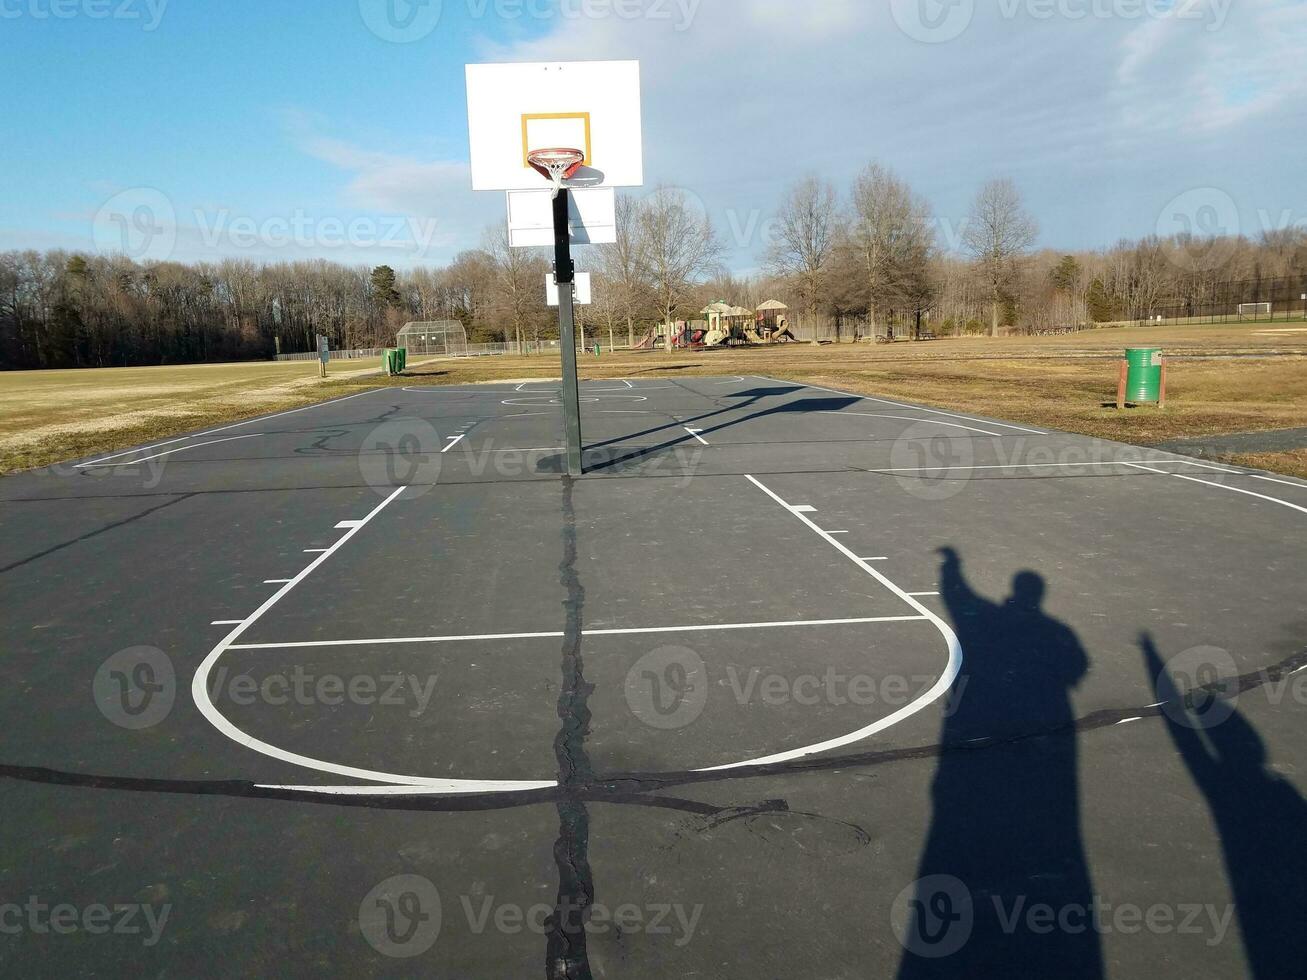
[[547, 273, 591, 307], [466, 61, 643, 192], [507, 187, 616, 248]]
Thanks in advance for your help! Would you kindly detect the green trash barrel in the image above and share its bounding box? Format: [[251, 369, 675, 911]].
[[1125, 347, 1163, 403]]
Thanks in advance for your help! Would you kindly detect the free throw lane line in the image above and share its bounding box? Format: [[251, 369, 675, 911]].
[[700, 476, 965, 772], [190, 486, 556, 794], [227, 616, 929, 650]]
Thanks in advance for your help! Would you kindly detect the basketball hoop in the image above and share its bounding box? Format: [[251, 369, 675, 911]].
[[527, 147, 585, 199]]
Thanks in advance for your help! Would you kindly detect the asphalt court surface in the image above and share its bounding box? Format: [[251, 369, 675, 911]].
[[2, 374, 1306, 977]]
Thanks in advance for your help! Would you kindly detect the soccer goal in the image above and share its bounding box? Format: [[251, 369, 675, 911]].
[[1237, 302, 1272, 319]]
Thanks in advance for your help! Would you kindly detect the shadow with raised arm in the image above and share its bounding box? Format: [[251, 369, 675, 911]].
[[897, 548, 1101, 978], [1142, 633, 1307, 978]]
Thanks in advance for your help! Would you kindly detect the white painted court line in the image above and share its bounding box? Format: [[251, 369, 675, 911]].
[[818, 411, 1004, 438], [187, 389, 380, 440], [76, 434, 262, 468], [71, 389, 382, 468], [683, 427, 709, 446], [908, 592, 941, 597], [696, 476, 964, 773], [1099, 457, 1306, 491], [211, 620, 244, 626], [792, 504, 817, 513], [860, 557, 889, 562], [303, 548, 329, 553], [192, 486, 558, 794], [765, 377, 1046, 435], [441, 434, 466, 453], [870, 459, 1205, 476], [1250, 473, 1307, 490], [232, 630, 564, 650], [228, 616, 928, 651], [335, 520, 363, 529], [1120, 462, 1307, 517], [263, 579, 293, 585], [1155, 459, 1243, 474], [73, 434, 197, 467]]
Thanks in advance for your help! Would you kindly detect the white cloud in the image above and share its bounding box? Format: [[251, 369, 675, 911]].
[[475, 0, 1307, 266]]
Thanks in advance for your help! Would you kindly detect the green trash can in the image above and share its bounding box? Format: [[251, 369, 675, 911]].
[[1125, 347, 1163, 403], [397, 347, 407, 372]]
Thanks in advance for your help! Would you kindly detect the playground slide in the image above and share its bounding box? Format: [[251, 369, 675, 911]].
[[633, 329, 658, 350], [673, 328, 707, 349]]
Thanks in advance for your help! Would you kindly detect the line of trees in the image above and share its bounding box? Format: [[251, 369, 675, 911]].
[[763, 166, 1307, 339], [4, 170, 1306, 370]]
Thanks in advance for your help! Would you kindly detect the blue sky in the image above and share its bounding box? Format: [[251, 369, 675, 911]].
[[2, 0, 1305, 273]]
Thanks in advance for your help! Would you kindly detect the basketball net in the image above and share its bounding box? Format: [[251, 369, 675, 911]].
[[527, 148, 585, 199]]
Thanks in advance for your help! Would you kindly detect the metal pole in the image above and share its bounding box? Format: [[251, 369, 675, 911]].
[[553, 189, 584, 477]]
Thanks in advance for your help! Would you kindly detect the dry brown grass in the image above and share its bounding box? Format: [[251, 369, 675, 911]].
[[1218, 450, 1307, 481], [3, 323, 1305, 477], [0, 360, 390, 473]]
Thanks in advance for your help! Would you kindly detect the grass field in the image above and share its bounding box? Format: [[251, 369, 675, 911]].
[[0, 360, 383, 473], [3, 323, 1305, 477]]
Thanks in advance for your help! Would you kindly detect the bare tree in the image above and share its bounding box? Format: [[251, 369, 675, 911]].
[[597, 194, 652, 348], [587, 269, 622, 352], [962, 178, 1038, 336], [637, 187, 722, 353], [842, 163, 934, 336], [766, 176, 837, 341], [483, 222, 548, 352]]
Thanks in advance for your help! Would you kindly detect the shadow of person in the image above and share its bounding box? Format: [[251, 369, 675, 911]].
[[1142, 633, 1307, 978], [897, 548, 1102, 978]]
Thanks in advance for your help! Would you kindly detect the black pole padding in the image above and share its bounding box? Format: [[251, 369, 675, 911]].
[[553, 189, 575, 285]]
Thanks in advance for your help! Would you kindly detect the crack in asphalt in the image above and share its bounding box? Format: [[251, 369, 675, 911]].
[[547, 475, 595, 980]]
